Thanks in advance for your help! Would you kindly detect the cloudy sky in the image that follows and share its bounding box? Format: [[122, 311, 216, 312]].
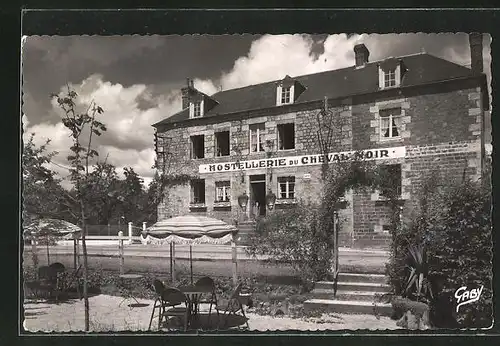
[[21, 34, 492, 189]]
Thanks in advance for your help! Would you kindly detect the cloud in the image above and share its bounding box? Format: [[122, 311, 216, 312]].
[[203, 34, 364, 91], [24, 74, 183, 188]]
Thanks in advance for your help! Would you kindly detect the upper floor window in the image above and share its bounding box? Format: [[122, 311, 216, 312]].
[[277, 123, 295, 150], [190, 135, 205, 159], [384, 68, 396, 88], [278, 176, 295, 199], [380, 108, 402, 139], [250, 123, 265, 153], [191, 179, 206, 204], [281, 86, 291, 104], [215, 131, 230, 157], [215, 181, 231, 202]]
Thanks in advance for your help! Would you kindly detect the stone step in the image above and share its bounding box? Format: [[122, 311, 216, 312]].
[[337, 273, 388, 284], [315, 281, 390, 293], [310, 289, 388, 302], [303, 298, 393, 316]]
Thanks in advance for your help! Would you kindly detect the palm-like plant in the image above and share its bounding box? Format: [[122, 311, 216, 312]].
[[404, 244, 434, 303]]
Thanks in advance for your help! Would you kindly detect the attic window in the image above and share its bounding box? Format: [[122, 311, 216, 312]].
[[189, 98, 204, 119], [276, 83, 295, 106], [379, 61, 402, 89], [384, 68, 396, 88], [281, 86, 291, 104]]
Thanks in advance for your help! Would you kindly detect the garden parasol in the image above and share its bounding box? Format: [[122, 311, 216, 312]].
[[24, 218, 82, 267], [141, 215, 238, 284]]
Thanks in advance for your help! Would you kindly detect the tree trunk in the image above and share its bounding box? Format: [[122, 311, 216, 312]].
[[80, 200, 90, 332]]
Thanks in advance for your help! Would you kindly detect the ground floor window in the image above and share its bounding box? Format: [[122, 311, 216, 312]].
[[215, 181, 231, 202], [379, 164, 402, 197], [191, 179, 206, 204], [278, 176, 295, 199]]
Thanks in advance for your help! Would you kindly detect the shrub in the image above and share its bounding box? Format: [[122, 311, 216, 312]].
[[386, 172, 492, 328], [246, 199, 330, 288]]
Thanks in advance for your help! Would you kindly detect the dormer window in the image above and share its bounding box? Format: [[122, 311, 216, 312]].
[[193, 101, 201, 117], [384, 68, 396, 88], [276, 75, 302, 106], [281, 86, 291, 104], [378, 59, 403, 89], [190, 99, 203, 118]]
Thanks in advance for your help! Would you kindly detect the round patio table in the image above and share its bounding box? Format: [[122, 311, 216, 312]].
[[118, 274, 143, 308], [177, 285, 212, 329]]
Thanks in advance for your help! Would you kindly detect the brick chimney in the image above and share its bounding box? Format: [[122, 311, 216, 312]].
[[181, 78, 192, 110], [354, 43, 370, 67], [469, 33, 484, 75]]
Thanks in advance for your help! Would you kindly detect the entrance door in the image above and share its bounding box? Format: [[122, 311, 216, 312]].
[[250, 174, 266, 217]]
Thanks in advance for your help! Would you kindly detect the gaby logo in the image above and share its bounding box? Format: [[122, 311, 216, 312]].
[[454, 285, 484, 313]]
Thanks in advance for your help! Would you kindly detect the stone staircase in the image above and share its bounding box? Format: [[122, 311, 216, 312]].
[[304, 272, 393, 317], [236, 220, 256, 245]]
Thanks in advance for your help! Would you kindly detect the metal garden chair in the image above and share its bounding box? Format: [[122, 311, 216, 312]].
[[214, 282, 249, 330], [194, 276, 218, 324]]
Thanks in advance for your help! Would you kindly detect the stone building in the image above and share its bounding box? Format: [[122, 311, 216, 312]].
[[152, 34, 489, 248]]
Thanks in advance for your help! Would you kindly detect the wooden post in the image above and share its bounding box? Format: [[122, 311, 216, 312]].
[[46, 234, 50, 265], [128, 222, 133, 245], [171, 242, 176, 285], [31, 232, 38, 277], [231, 238, 238, 286], [73, 237, 77, 269], [189, 245, 193, 284], [118, 231, 124, 275], [169, 243, 173, 284], [142, 222, 147, 233], [75, 236, 80, 268]]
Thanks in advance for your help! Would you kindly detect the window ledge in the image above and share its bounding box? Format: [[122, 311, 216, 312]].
[[379, 85, 400, 91], [277, 148, 296, 152], [379, 136, 402, 142], [275, 198, 297, 205], [189, 203, 207, 209], [213, 201, 231, 208]]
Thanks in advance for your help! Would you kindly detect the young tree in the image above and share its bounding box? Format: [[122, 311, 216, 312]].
[[52, 87, 107, 332]]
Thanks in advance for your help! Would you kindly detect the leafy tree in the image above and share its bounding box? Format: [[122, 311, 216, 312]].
[[82, 160, 121, 225], [22, 133, 68, 224], [52, 86, 107, 332]]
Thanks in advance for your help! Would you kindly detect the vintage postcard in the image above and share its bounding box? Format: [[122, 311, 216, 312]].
[[21, 33, 493, 333]]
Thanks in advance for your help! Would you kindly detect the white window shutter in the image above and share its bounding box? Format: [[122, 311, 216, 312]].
[[276, 85, 282, 106], [200, 98, 205, 117], [189, 102, 194, 118], [290, 84, 295, 103], [395, 65, 401, 87], [378, 66, 384, 89]]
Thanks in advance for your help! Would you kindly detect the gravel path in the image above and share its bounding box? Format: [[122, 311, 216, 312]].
[[23, 294, 400, 332]]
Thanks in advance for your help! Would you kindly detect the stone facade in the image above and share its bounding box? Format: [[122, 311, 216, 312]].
[[155, 79, 487, 248]]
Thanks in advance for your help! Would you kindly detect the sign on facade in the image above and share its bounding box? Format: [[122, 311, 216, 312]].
[[199, 146, 406, 174]]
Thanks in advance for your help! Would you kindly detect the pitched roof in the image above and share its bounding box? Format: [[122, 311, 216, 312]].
[[154, 53, 475, 127]]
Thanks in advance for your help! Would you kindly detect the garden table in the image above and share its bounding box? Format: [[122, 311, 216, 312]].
[[118, 274, 143, 308], [177, 284, 212, 329]]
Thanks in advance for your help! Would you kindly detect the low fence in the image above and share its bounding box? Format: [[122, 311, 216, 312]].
[[27, 231, 241, 286]]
